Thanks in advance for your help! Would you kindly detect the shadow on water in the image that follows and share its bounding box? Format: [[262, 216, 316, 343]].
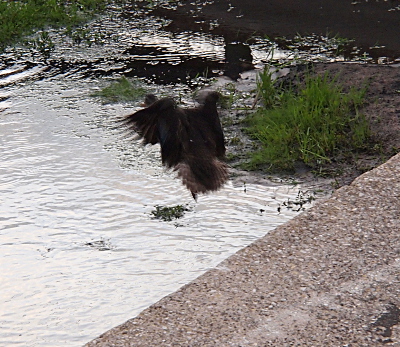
[[0, 2, 398, 347]]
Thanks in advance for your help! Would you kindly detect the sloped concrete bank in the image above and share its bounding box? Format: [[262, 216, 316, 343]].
[[86, 153, 400, 346]]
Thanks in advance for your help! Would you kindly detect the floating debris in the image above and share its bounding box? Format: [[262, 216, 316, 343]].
[[279, 190, 316, 212], [85, 239, 113, 251], [151, 204, 191, 221]]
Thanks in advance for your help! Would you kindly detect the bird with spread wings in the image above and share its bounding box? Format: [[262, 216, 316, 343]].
[[119, 91, 228, 199]]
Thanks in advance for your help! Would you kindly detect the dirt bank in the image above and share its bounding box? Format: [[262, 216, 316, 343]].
[[224, 62, 400, 191]]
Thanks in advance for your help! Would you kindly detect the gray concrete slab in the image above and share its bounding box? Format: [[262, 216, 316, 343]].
[[86, 152, 400, 346]]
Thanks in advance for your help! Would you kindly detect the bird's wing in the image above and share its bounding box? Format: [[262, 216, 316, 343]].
[[119, 93, 228, 196], [119, 98, 188, 168], [119, 97, 177, 146], [202, 93, 226, 158], [186, 95, 226, 159], [119, 103, 161, 145], [157, 107, 188, 168]]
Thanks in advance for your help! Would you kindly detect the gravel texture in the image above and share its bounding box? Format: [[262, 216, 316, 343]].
[[86, 152, 400, 346]]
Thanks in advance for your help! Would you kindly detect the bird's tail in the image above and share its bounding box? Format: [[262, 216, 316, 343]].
[[175, 158, 229, 199]]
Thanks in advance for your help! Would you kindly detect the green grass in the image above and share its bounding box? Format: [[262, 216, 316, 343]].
[[151, 204, 191, 222], [0, 0, 112, 51], [256, 65, 284, 108], [91, 76, 147, 103], [245, 67, 370, 172]]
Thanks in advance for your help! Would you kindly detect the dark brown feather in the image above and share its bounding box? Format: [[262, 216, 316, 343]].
[[119, 92, 228, 198]]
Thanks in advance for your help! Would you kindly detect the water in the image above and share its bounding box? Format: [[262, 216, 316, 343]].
[[0, 8, 322, 347]]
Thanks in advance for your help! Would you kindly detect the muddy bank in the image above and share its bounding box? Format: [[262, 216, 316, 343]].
[[224, 62, 400, 191]]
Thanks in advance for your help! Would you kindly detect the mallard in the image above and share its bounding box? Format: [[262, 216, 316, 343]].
[[120, 91, 228, 199]]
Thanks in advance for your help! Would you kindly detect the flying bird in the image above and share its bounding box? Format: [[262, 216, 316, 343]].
[[119, 91, 228, 199]]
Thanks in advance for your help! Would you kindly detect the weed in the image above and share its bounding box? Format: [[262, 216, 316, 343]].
[[278, 190, 316, 212], [218, 84, 254, 111], [91, 76, 147, 104], [245, 69, 370, 172], [225, 153, 239, 162], [220, 83, 237, 109], [67, 25, 107, 46], [256, 65, 282, 108], [229, 136, 242, 145], [27, 31, 55, 57], [151, 204, 191, 222], [0, 0, 113, 51]]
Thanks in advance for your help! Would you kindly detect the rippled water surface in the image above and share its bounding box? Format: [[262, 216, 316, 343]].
[[0, 8, 322, 347]]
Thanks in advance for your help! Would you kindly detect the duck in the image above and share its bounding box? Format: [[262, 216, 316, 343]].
[[119, 91, 228, 199]]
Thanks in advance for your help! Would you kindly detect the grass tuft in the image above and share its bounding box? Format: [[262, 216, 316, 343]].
[[0, 0, 112, 51], [245, 67, 370, 172], [91, 76, 147, 104]]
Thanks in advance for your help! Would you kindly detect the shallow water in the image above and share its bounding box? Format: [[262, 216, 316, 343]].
[[0, 8, 322, 347]]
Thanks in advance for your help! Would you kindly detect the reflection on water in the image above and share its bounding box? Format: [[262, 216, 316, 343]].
[[0, 3, 364, 90]]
